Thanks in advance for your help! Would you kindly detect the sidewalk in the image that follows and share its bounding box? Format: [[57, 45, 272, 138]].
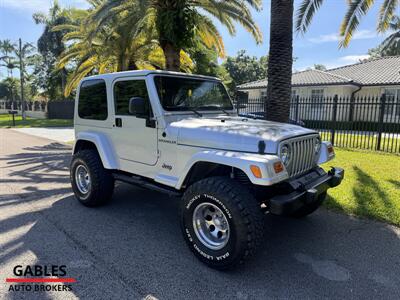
[[12, 127, 74, 143]]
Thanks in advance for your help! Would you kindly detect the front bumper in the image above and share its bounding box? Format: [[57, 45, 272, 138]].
[[269, 167, 344, 215]]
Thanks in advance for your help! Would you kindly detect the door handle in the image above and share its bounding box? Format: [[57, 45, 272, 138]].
[[115, 118, 122, 127]]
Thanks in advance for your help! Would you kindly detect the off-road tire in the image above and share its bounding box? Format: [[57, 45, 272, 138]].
[[181, 176, 265, 270], [290, 192, 327, 218], [70, 149, 114, 207]]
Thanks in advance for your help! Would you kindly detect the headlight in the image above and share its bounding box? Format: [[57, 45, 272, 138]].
[[280, 144, 291, 166], [314, 136, 322, 155]]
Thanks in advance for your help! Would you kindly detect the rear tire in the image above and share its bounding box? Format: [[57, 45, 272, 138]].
[[181, 177, 265, 270], [70, 149, 114, 207], [290, 192, 327, 218]]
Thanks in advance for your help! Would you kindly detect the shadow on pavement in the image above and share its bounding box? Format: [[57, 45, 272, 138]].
[[0, 142, 71, 186], [1, 141, 400, 298]]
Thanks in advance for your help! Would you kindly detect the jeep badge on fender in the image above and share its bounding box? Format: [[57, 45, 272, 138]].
[[70, 70, 344, 269]]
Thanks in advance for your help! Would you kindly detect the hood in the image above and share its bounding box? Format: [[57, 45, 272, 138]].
[[169, 115, 316, 154]]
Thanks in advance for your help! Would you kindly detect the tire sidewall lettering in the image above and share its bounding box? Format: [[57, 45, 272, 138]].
[[186, 193, 232, 219], [202, 193, 232, 219], [185, 227, 230, 261], [183, 192, 235, 263]]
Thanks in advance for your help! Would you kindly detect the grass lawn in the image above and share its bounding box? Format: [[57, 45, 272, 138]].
[[0, 114, 72, 128], [323, 148, 400, 226]]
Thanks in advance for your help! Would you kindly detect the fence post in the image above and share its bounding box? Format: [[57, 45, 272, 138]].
[[331, 95, 338, 146], [295, 95, 299, 122], [377, 94, 386, 151]]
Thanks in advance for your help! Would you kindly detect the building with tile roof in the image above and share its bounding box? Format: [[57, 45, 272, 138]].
[[237, 56, 400, 100]]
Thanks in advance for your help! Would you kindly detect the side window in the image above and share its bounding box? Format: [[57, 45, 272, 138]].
[[114, 80, 151, 117], [78, 79, 108, 120]]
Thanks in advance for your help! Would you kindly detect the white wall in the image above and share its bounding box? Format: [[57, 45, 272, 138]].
[[242, 85, 360, 99], [240, 89, 263, 99]]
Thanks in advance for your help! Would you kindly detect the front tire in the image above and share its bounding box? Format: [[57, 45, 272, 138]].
[[70, 149, 114, 207], [181, 177, 264, 269]]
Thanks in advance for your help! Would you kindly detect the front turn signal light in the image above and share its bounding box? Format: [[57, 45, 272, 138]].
[[250, 165, 262, 178], [273, 162, 284, 173]]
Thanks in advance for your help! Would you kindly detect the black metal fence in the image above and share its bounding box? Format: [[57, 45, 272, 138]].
[[47, 101, 75, 119], [235, 94, 400, 153]]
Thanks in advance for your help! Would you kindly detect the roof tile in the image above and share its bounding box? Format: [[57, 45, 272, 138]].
[[237, 56, 400, 89]]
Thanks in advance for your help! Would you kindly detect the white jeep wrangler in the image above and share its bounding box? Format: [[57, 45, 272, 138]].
[[70, 70, 344, 269]]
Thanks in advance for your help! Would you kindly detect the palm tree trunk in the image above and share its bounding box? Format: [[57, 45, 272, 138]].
[[162, 42, 180, 71], [265, 0, 294, 123], [18, 38, 26, 120]]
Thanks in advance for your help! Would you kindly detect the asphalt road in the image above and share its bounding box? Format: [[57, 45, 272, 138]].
[[1, 128, 400, 299]]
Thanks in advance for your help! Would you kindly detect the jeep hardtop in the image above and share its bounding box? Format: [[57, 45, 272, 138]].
[[70, 70, 344, 269]]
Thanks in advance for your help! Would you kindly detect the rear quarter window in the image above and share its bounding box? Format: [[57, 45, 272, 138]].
[[78, 79, 108, 120]]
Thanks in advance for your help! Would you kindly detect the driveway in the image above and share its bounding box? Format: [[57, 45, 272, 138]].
[[1, 128, 400, 299], [12, 127, 74, 143]]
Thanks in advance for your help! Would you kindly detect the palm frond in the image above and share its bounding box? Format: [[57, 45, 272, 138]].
[[52, 23, 80, 32], [295, 0, 325, 34], [194, 0, 262, 43], [340, 0, 375, 48], [377, 0, 399, 32], [196, 14, 225, 57], [380, 31, 400, 52]]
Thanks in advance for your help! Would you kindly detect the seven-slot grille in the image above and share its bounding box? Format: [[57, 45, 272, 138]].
[[279, 135, 319, 177]]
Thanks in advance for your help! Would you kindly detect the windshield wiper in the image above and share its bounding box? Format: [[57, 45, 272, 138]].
[[198, 105, 230, 116], [187, 107, 203, 117]]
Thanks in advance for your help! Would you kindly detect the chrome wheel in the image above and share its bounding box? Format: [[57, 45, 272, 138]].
[[75, 164, 91, 194], [192, 202, 230, 250]]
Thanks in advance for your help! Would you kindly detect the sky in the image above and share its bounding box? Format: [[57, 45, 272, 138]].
[[0, 0, 394, 76]]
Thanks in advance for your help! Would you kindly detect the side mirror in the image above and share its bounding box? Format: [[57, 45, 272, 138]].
[[129, 97, 146, 116]]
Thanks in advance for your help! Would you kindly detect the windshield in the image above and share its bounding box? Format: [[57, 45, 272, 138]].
[[154, 76, 233, 111]]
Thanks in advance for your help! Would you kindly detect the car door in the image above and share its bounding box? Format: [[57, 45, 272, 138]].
[[112, 77, 158, 166]]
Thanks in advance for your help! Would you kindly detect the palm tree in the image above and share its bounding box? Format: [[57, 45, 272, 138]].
[[53, 5, 189, 96], [33, 0, 69, 98], [296, 0, 399, 47], [15, 39, 36, 119], [265, 0, 294, 123], [378, 15, 400, 55], [91, 0, 262, 71], [0, 39, 16, 78]]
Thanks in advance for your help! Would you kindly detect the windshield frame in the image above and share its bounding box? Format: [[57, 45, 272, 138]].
[[152, 74, 235, 113]]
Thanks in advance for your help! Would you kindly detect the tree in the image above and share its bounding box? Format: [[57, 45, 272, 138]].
[[53, 5, 179, 96], [0, 78, 19, 101], [14, 39, 36, 119], [33, 0, 70, 99], [187, 44, 220, 76], [223, 50, 268, 93], [265, 0, 294, 123], [314, 64, 327, 71], [0, 40, 17, 83], [369, 15, 400, 57], [91, 0, 262, 71], [296, 0, 399, 47]]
